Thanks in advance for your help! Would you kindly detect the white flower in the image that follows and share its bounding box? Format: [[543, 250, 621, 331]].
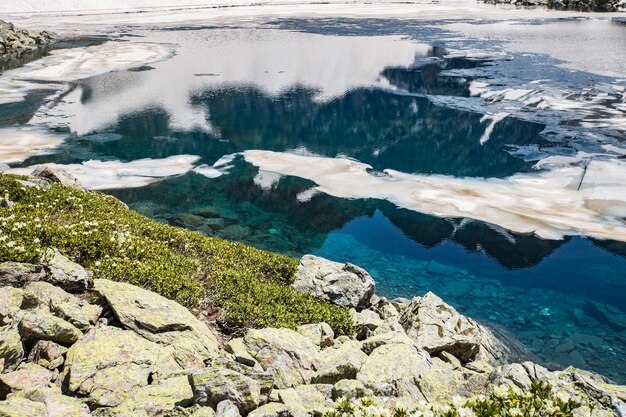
[[6, 241, 15, 248], [95, 261, 101, 267], [457, 407, 477, 417], [509, 407, 522, 417], [33, 238, 40, 243], [493, 385, 510, 399]]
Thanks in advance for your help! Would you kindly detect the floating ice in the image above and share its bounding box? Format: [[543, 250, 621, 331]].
[[10, 155, 201, 190], [0, 126, 67, 163], [192, 153, 239, 178], [243, 150, 626, 242], [253, 170, 283, 190]]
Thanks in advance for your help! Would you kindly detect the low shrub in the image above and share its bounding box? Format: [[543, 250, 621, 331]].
[[0, 174, 353, 334]]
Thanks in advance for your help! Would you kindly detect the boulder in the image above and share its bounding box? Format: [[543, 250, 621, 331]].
[[27, 340, 67, 370], [398, 292, 509, 365], [0, 364, 54, 399], [216, 399, 241, 417], [0, 397, 46, 416], [0, 326, 23, 372], [52, 301, 99, 332], [93, 279, 219, 368], [225, 338, 261, 369], [360, 331, 414, 355], [332, 379, 372, 400], [32, 165, 82, 189], [357, 343, 432, 398], [18, 311, 82, 345], [191, 407, 217, 417], [0, 262, 45, 287], [248, 402, 290, 417], [62, 326, 180, 407], [0, 286, 24, 324], [557, 367, 626, 411], [8, 387, 91, 417], [22, 281, 78, 311], [278, 384, 333, 417], [42, 249, 92, 291], [585, 301, 626, 331], [189, 366, 264, 413], [296, 323, 334, 348], [243, 328, 319, 389], [96, 375, 194, 416], [292, 255, 375, 309], [312, 340, 367, 384]]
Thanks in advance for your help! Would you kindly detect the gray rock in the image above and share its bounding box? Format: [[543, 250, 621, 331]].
[[22, 281, 78, 311], [189, 366, 264, 413], [0, 364, 54, 399], [42, 249, 92, 291], [0, 286, 23, 325], [313, 340, 367, 384], [296, 323, 334, 348], [216, 400, 241, 417], [0, 397, 47, 416], [0, 326, 24, 372], [360, 331, 414, 355], [399, 292, 509, 365], [6, 387, 91, 417], [292, 255, 375, 309], [248, 402, 290, 417], [18, 311, 82, 345], [243, 328, 319, 389], [27, 340, 67, 370], [0, 262, 45, 287], [225, 338, 261, 368], [278, 384, 333, 417], [332, 379, 372, 400], [32, 165, 82, 189]]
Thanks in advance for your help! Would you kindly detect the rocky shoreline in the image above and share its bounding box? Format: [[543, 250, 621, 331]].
[[479, 0, 624, 11], [0, 170, 625, 417], [0, 20, 56, 63]]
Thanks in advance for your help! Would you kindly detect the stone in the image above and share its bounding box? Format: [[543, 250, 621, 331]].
[[243, 328, 319, 389], [22, 281, 78, 311], [332, 379, 372, 400], [557, 367, 626, 408], [278, 384, 333, 417], [360, 331, 414, 355], [225, 338, 260, 368], [96, 375, 194, 416], [297, 323, 334, 348], [416, 359, 463, 403], [27, 340, 67, 370], [189, 366, 264, 413], [357, 343, 432, 398], [0, 397, 46, 416], [216, 400, 241, 417], [8, 387, 91, 417], [0, 364, 54, 399], [248, 402, 290, 417], [0, 326, 23, 372], [292, 255, 375, 309], [191, 407, 217, 417], [18, 311, 82, 345], [42, 249, 92, 291], [312, 340, 367, 384], [0, 262, 45, 287], [32, 165, 82, 189], [93, 279, 219, 368], [585, 301, 626, 331], [0, 286, 24, 324], [399, 292, 509, 365], [62, 326, 180, 407]]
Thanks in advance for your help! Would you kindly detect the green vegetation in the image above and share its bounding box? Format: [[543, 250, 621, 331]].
[[325, 381, 583, 417], [0, 174, 353, 334]]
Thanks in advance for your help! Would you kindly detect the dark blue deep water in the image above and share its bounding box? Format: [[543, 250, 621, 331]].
[[2, 20, 626, 382]]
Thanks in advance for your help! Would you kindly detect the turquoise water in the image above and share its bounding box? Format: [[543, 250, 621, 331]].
[[2, 21, 626, 382]]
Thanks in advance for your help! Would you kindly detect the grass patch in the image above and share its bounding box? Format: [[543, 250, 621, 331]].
[[0, 174, 353, 335]]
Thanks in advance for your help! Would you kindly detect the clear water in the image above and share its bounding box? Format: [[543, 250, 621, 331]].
[[2, 20, 626, 382]]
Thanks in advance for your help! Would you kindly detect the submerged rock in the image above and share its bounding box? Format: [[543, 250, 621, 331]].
[[292, 255, 375, 309], [399, 292, 509, 365]]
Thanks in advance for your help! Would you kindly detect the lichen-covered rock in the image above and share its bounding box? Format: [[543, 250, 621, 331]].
[[95, 375, 193, 417], [0, 286, 23, 324], [27, 340, 67, 370], [93, 279, 219, 369], [557, 367, 626, 413], [296, 323, 334, 348], [243, 328, 319, 389], [292, 255, 375, 309], [399, 292, 509, 365], [22, 281, 78, 311], [189, 366, 264, 413], [42, 249, 92, 291], [248, 402, 290, 417], [216, 399, 241, 417], [312, 340, 367, 384], [332, 379, 372, 400], [9, 387, 91, 417], [357, 343, 433, 398], [225, 338, 261, 369], [0, 326, 23, 372], [191, 407, 217, 417], [278, 384, 333, 417], [62, 326, 180, 407], [0, 262, 45, 287], [52, 301, 96, 332], [0, 397, 47, 416], [360, 331, 414, 355], [32, 165, 82, 189], [0, 364, 54, 399], [18, 311, 82, 345]]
